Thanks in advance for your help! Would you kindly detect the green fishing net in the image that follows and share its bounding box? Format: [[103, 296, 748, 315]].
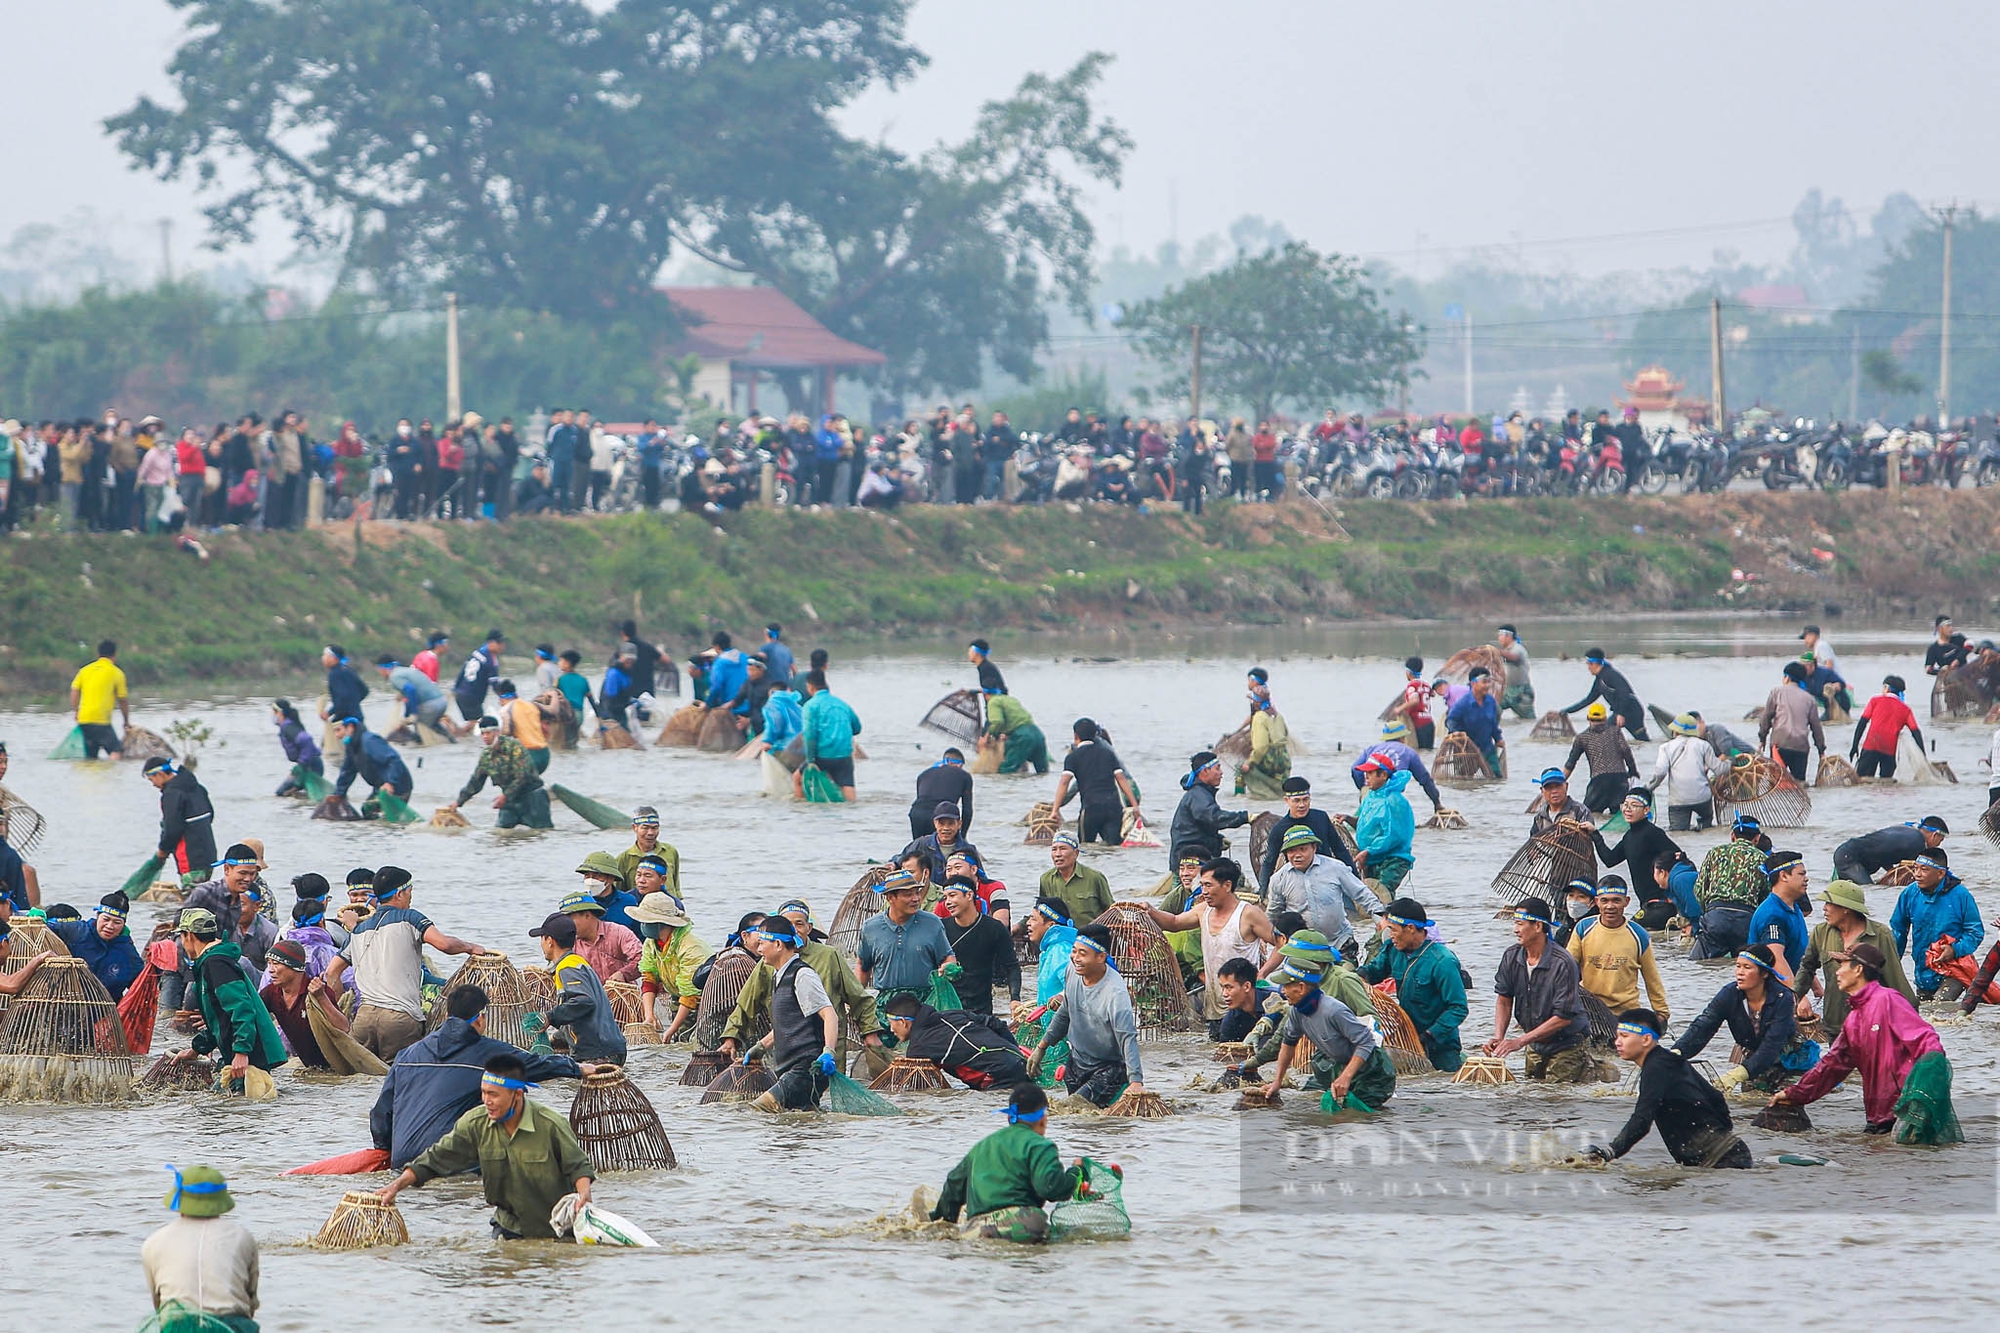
[[827, 1069, 903, 1116], [293, 763, 334, 801], [550, 784, 630, 830], [373, 790, 421, 825], [521, 1010, 554, 1055], [801, 764, 844, 803], [1013, 1016, 1066, 1088], [48, 727, 86, 761], [136, 1300, 257, 1332], [1048, 1157, 1130, 1241], [1893, 1051, 1964, 1146], [119, 854, 168, 897], [928, 969, 963, 1012]]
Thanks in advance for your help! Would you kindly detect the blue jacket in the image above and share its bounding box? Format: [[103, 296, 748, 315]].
[[802, 689, 861, 761], [1445, 690, 1503, 752], [762, 638, 795, 685], [1349, 742, 1441, 809], [336, 728, 412, 798], [704, 649, 747, 709], [1356, 770, 1415, 864], [1891, 875, 1984, 989], [761, 688, 803, 752], [814, 416, 844, 461], [326, 663, 369, 720], [371, 1017, 582, 1168], [1036, 924, 1077, 1005], [51, 918, 145, 1001]]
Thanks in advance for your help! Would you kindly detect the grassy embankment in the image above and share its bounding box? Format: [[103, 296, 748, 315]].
[[4, 487, 1997, 698]]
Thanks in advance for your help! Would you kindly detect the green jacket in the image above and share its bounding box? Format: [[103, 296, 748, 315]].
[[984, 693, 1034, 737], [1360, 937, 1468, 1071], [409, 1098, 595, 1239], [1038, 865, 1113, 926], [1794, 918, 1917, 1033], [639, 925, 710, 1006], [457, 735, 542, 807], [619, 840, 682, 897], [931, 1122, 1080, 1222], [725, 938, 878, 1041], [188, 940, 287, 1069]]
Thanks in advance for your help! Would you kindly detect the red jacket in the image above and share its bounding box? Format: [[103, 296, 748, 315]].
[[1251, 431, 1278, 462], [176, 439, 208, 476], [436, 435, 465, 471]]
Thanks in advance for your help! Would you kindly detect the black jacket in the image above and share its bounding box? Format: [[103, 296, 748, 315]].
[[1563, 663, 1643, 728], [897, 1002, 1029, 1088], [941, 913, 1021, 1011], [1673, 980, 1797, 1082], [911, 762, 975, 830], [1606, 1046, 1737, 1164], [1169, 781, 1248, 872], [157, 768, 217, 869], [370, 1017, 582, 1168], [1592, 819, 1683, 889], [1257, 808, 1356, 889]]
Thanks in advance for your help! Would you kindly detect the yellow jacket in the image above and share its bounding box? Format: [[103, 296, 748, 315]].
[[1567, 916, 1669, 1024]]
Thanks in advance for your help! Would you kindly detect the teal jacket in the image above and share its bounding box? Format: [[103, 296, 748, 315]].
[[188, 939, 288, 1069], [1355, 770, 1415, 863], [801, 690, 861, 761], [1360, 936, 1467, 1070]]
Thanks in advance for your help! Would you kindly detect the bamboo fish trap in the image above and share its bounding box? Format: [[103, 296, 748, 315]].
[[0, 920, 71, 1021], [1213, 722, 1253, 766], [693, 948, 763, 1052], [1451, 1055, 1512, 1085], [1878, 860, 1921, 888], [623, 1021, 664, 1047], [1712, 754, 1811, 829], [868, 1055, 951, 1093], [427, 807, 472, 829], [700, 1056, 775, 1104], [679, 1048, 732, 1087], [1092, 904, 1198, 1036], [1489, 820, 1596, 907], [605, 981, 645, 1026], [1930, 659, 1999, 719], [0, 958, 135, 1102], [657, 704, 704, 747], [828, 866, 895, 967], [140, 1052, 214, 1091], [312, 795, 363, 821], [120, 727, 177, 764], [918, 690, 985, 745], [1580, 990, 1620, 1048], [520, 966, 558, 1009], [1105, 1088, 1172, 1118], [1023, 801, 1063, 845], [1434, 731, 1498, 785], [1529, 711, 1576, 741], [1367, 987, 1435, 1077], [313, 1192, 410, 1249], [570, 1069, 677, 1171], [428, 952, 541, 1047], [598, 720, 642, 750], [1247, 812, 1279, 887], [1814, 754, 1860, 788], [1979, 801, 2000, 852], [0, 786, 46, 855], [695, 708, 740, 753]]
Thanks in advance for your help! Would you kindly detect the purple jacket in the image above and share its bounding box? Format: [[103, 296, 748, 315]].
[[1350, 742, 1442, 808]]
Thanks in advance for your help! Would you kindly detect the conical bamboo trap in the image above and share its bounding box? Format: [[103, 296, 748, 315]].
[[140, 1052, 214, 1091], [827, 866, 895, 966], [0, 785, 46, 855], [679, 1048, 731, 1086], [623, 1020, 663, 1046], [1530, 711, 1575, 741], [1712, 754, 1811, 828], [570, 1069, 676, 1170], [699, 1056, 775, 1103], [1434, 731, 1498, 785], [868, 1055, 950, 1092], [695, 708, 740, 753], [1247, 812, 1279, 885], [657, 704, 703, 747], [427, 952, 541, 1048], [1489, 820, 1596, 907], [1092, 904, 1198, 1036], [0, 957, 134, 1102], [1106, 1089, 1172, 1118], [1930, 660, 1998, 719], [605, 981, 644, 1026], [427, 807, 472, 829], [693, 948, 762, 1052], [1980, 800, 2000, 852], [598, 720, 642, 750], [1022, 801, 1062, 845], [1367, 987, 1435, 1077], [313, 1191, 409, 1248], [1580, 990, 1619, 1048], [1451, 1055, 1512, 1085], [520, 966, 557, 1009], [1213, 722, 1253, 766], [0, 921, 71, 1021], [1814, 754, 1860, 788], [1878, 860, 1921, 887], [121, 727, 177, 763], [918, 690, 984, 745]]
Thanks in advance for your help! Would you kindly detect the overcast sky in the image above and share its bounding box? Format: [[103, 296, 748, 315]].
[[4, 0, 1996, 286]]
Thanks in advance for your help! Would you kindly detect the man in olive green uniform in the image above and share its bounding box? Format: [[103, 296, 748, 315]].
[[930, 1082, 1084, 1241], [380, 1054, 594, 1239], [617, 807, 681, 896]]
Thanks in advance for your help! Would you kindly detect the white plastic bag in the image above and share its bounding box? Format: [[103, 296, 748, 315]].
[[550, 1193, 658, 1247]]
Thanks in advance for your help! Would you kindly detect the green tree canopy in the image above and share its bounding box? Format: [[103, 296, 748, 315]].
[[108, 0, 1125, 402], [1121, 242, 1420, 422]]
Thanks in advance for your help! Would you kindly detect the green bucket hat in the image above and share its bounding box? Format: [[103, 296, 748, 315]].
[[1278, 928, 1338, 968], [163, 1164, 234, 1218], [1669, 713, 1699, 737], [1821, 880, 1869, 916], [575, 851, 624, 880], [1279, 824, 1321, 853]]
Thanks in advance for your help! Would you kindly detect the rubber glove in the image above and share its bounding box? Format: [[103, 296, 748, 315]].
[[816, 1052, 838, 1077], [741, 1046, 756, 1066], [1718, 1064, 1749, 1090], [1025, 1044, 1045, 1079]]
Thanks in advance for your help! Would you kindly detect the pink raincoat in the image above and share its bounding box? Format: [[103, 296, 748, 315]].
[[1784, 980, 1943, 1123]]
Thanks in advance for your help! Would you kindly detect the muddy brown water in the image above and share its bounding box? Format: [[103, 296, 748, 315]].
[[2, 616, 1996, 1327]]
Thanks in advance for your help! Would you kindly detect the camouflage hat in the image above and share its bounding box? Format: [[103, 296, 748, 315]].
[[175, 907, 219, 935]]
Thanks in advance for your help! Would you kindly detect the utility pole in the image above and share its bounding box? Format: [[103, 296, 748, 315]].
[[1189, 323, 1203, 422], [1463, 312, 1474, 417], [1709, 297, 1727, 437], [1937, 203, 1956, 426], [1848, 324, 1860, 422], [445, 292, 462, 421]]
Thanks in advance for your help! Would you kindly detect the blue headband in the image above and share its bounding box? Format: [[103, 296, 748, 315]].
[[163, 1165, 227, 1212], [482, 1072, 536, 1092], [1075, 935, 1107, 955], [1736, 950, 1787, 981], [1616, 1020, 1658, 1039], [998, 1106, 1047, 1125], [1514, 907, 1557, 928], [1277, 961, 1324, 985]]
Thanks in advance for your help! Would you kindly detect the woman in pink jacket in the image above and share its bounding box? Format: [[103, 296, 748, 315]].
[[1773, 941, 1960, 1144]]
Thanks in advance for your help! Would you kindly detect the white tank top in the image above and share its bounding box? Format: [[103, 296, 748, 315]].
[[1200, 899, 1267, 1014]]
